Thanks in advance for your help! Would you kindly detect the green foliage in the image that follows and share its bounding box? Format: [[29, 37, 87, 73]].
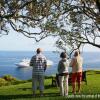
[[0, 70, 100, 100], [0, 75, 28, 86], [3, 75, 17, 81], [0, 78, 7, 86], [0, 0, 100, 50]]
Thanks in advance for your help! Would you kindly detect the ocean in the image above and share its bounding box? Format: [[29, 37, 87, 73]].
[[0, 51, 100, 80]]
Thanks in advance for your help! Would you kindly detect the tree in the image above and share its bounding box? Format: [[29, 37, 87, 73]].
[[0, 0, 100, 52], [55, 0, 100, 53], [0, 0, 56, 41]]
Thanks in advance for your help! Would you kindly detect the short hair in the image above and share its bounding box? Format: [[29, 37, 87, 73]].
[[36, 48, 42, 54], [60, 52, 67, 58], [74, 51, 79, 57]]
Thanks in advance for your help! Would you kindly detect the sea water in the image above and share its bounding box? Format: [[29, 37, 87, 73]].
[[0, 51, 100, 80]]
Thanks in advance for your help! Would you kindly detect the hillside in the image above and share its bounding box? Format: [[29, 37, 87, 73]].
[[0, 70, 100, 100]]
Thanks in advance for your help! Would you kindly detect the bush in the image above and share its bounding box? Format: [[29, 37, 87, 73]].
[[0, 75, 30, 86], [2, 75, 28, 85], [2, 75, 17, 81], [0, 78, 7, 86]]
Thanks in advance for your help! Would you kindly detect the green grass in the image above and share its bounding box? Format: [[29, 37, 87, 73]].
[[0, 70, 100, 100]]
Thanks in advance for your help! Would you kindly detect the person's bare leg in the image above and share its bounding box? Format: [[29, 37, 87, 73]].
[[78, 82, 81, 93], [72, 82, 76, 94]]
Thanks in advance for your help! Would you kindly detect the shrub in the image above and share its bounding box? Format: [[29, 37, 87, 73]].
[[2, 75, 28, 85], [0, 78, 7, 86], [0, 75, 30, 86], [2, 75, 17, 81]]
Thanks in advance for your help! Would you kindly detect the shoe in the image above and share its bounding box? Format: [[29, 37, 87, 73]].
[[73, 92, 76, 95], [78, 91, 81, 94], [40, 91, 44, 97], [65, 94, 68, 96], [32, 91, 36, 97], [33, 94, 36, 97], [60, 93, 64, 96], [40, 94, 44, 97], [72, 91, 76, 95]]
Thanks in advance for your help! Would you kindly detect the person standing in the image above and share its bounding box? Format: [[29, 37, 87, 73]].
[[30, 48, 47, 96], [57, 52, 69, 96], [70, 50, 83, 94]]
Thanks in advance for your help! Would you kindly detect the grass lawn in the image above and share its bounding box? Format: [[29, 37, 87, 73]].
[[0, 70, 100, 100]]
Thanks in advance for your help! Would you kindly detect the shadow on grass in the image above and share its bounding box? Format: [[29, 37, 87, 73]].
[[0, 94, 33, 100], [18, 87, 31, 91], [0, 93, 61, 100], [18, 85, 54, 91]]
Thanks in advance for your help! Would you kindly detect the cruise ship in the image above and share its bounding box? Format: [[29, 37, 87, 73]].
[[15, 58, 53, 68]]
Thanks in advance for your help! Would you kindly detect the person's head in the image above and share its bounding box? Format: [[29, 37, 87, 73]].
[[74, 51, 79, 57], [60, 52, 67, 58], [36, 48, 42, 54]]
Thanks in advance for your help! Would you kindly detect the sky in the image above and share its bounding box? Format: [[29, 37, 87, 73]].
[[0, 30, 57, 51], [0, 30, 100, 52]]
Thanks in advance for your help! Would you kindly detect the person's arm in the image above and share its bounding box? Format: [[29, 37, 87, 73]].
[[30, 56, 34, 67], [66, 59, 69, 67], [69, 58, 76, 67], [44, 58, 47, 71], [58, 61, 61, 73]]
